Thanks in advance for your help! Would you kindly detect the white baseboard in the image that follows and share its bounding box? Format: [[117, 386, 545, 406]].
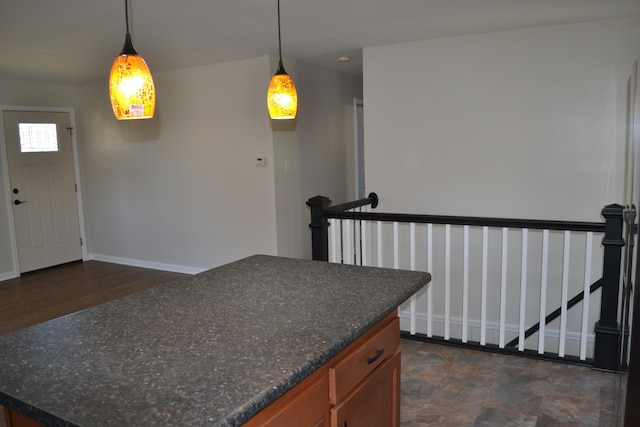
[[398, 309, 595, 358], [0, 271, 18, 282], [88, 254, 206, 275]]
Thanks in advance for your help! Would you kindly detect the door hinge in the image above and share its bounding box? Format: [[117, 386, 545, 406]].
[[75, 183, 78, 192], [66, 126, 74, 136], [80, 237, 83, 246]]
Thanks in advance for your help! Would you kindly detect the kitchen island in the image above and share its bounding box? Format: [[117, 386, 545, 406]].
[[0, 255, 430, 426]]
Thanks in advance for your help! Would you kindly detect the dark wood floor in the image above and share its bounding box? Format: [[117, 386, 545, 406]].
[[0, 260, 188, 336], [0, 260, 627, 426]]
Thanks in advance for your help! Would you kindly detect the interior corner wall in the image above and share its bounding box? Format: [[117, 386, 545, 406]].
[[271, 57, 363, 259], [77, 56, 278, 272], [0, 53, 360, 278], [363, 17, 640, 222], [0, 80, 81, 278]]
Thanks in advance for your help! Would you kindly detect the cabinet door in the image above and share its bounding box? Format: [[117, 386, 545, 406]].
[[330, 350, 400, 427], [3, 408, 45, 427], [243, 373, 329, 427]]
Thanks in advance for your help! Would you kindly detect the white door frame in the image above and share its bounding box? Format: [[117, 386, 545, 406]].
[[353, 98, 365, 200], [0, 105, 88, 278]]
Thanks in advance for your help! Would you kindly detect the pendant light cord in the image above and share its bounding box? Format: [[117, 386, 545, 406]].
[[119, 0, 137, 55], [125, 0, 130, 36], [273, 0, 287, 75], [277, 0, 282, 60]]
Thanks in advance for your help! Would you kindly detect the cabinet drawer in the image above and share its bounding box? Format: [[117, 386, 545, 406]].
[[329, 316, 399, 405], [330, 350, 401, 427]]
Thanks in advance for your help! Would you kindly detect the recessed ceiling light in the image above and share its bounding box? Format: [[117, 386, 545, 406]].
[[336, 55, 351, 64]]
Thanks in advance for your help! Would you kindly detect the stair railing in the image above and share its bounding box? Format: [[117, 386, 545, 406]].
[[307, 193, 626, 371]]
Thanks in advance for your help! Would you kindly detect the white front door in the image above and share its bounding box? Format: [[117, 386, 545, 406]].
[[3, 110, 82, 273]]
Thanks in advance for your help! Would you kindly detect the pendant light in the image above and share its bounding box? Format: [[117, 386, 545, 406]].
[[109, 0, 156, 120], [267, 0, 298, 120]]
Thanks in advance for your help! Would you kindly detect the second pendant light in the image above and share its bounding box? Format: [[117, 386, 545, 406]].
[[267, 0, 297, 120], [109, 0, 156, 120]]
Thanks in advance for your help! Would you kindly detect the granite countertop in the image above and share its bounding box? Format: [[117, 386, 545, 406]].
[[0, 255, 431, 427]]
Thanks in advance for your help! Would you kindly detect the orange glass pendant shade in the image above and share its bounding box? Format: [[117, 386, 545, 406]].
[[109, 52, 155, 120], [109, 1, 155, 120], [267, 61, 297, 120]]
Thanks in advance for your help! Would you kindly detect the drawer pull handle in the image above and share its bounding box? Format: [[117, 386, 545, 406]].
[[366, 348, 385, 364]]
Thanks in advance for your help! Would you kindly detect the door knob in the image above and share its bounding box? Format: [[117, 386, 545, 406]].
[[14, 200, 26, 205]]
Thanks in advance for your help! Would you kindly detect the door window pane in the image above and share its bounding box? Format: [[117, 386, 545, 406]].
[[18, 123, 59, 153]]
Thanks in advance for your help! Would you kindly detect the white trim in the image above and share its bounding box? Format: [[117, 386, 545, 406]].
[[67, 107, 89, 262], [0, 108, 19, 275], [0, 105, 88, 275], [353, 98, 364, 200], [397, 310, 596, 348], [88, 253, 205, 275], [0, 271, 18, 282]]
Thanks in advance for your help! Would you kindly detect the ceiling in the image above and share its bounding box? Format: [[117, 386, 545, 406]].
[[2, 0, 639, 84]]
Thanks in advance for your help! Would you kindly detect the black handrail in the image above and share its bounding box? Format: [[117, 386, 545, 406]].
[[311, 192, 605, 233], [325, 192, 378, 213], [325, 211, 605, 233]]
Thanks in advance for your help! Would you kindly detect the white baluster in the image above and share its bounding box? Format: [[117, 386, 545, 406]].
[[580, 232, 593, 360], [329, 218, 339, 263], [394, 222, 399, 269], [539, 230, 549, 354], [343, 219, 353, 265], [481, 226, 488, 346], [462, 225, 469, 343], [353, 209, 361, 266], [427, 223, 433, 337], [361, 218, 368, 267], [377, 221, 383, 267], [410, 222, 416, 335], [445, 224, 451, 340], [518, 229, 528, 352], [559, 230, 571, 358], [499, 227, 508, 348]]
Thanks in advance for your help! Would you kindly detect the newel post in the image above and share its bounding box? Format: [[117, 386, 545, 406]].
[[306, 195, 332, 261], [593, 204, 625, 371]]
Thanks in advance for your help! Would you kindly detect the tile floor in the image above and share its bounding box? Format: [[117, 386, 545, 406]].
[[400, 339, 626, 426]]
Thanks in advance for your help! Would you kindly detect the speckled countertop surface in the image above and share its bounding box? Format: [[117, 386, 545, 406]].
[[0, 255, 431, 427]]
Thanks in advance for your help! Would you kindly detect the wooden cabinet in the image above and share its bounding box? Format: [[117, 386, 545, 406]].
[[330, 351, 400, 427], [3, 408, 44, 427], [329, 316, 400, 427], [242, 367, 330, 427], [244, 313, 401, 427], [329, 316, 400, 405]]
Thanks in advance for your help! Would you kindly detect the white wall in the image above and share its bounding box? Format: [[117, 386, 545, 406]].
[[272, 58, 363, 259], [0, 80, 81, 279], [364, 17, 640, 222], [362, 17, 640, 355], [77, 56, 278, 272]]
